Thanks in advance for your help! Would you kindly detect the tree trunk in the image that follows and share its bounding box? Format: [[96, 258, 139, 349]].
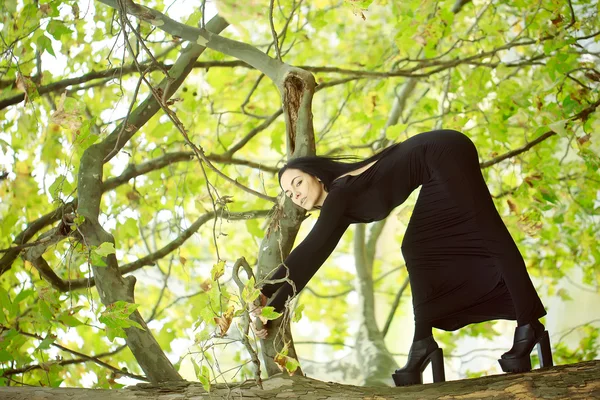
[[1, 361, 598, 399]]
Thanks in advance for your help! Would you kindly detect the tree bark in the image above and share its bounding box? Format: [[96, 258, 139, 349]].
[[70, 10, 230, 384], [1, 361, 598, 399], [352, 224, 397, 387]]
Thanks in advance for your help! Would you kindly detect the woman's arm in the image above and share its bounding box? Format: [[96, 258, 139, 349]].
[[260, 190, 350, 312]]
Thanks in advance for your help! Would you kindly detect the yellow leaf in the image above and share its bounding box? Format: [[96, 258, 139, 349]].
[[211, 260, 225, 280]]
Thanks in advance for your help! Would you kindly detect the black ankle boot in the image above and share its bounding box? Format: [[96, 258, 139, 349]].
[[392, 335, 445, 386], [498, 322, 553, 373]]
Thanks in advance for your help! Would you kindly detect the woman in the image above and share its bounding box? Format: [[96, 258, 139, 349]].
[[259, 129, 553, 386]]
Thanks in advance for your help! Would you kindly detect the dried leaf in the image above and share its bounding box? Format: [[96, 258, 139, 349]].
[[506, 199, 518, 214], [50, 92, 82, 132], [16, 74, 36, 104], [550, 15, 563, 26], [72, 3, 80, 19], [577, 134, 591, 146], [199, 280, 212, 292], [39, 3, 51, 15], [524, 173, 543, 187], [213, 305, 234, 337], [274, 352, 299, 375]]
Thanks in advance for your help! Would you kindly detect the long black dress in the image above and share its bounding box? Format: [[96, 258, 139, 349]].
[[260, 129, 546, 331]]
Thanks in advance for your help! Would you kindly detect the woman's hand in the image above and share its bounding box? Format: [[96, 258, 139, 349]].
[[252, 292, 269, 339]]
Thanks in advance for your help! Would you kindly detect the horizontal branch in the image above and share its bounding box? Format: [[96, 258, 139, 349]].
[[0, 152, 276, 274], [29, 208, 271, 292], [480, 96, 600, 168], [0, 202, 76, 275], [119, 209, 271, 273], [2, 25, 597, 111], [98, 0, 284, 83], [103, 151, 278, 192], [2, 329, 146, 381], [1, 360, 599, 398], [1, 344, 127, 379]]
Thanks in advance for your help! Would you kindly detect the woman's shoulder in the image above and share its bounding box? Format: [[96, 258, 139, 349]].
[[320, 186, 354, 215]]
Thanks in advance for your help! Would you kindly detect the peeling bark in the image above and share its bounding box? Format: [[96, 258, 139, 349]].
[[1, 361, 598, 399]]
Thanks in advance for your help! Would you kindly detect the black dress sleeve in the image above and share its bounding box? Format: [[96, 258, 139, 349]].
[[260, 189, 350, 312]]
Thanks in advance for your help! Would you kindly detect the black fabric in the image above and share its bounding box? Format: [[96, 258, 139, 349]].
[[413, 321, 433, 342], [261, 129, 546, 331]]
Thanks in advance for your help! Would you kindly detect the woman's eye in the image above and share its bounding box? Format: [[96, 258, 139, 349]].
[[296, 180, 301, 186]]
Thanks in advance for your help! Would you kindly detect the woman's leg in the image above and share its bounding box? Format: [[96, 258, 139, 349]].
[[432, 132, 546, 323], [413, 321, 432, 342]]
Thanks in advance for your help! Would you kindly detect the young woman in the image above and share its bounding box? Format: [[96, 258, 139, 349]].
[[259, 129, 553, 386]]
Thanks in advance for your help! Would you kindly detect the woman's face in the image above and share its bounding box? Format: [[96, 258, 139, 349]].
[[280, 168, 325, 210]]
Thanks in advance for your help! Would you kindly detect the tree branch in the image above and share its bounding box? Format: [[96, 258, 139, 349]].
[[269, 0, 282, 61], [0, 202, 76, 275], [382, 277, 410, 338], [223, 109, 284, 157], [98, 0, 284, 83], [1, 344, 129, 379], [480, 97, 600, 168], [26, 209, 270, 292], [1, 329, 145, 381]]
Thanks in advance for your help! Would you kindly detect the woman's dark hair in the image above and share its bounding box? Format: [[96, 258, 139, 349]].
[[278, 143, 400, 192]]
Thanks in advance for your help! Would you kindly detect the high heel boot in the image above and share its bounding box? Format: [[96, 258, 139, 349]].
[[498, 322, 553, 373], [392, 335, 445, 386]]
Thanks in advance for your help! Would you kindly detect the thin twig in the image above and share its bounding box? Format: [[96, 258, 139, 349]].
[[269, 0, 282, 61]]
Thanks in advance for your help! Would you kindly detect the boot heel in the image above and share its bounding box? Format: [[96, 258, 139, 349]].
[[537, 331, 553, 368], [429, 348, 446, 383], [392, 348, 446, 386]]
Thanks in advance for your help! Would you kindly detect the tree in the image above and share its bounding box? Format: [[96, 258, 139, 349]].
[[0, 0, 599, 392]]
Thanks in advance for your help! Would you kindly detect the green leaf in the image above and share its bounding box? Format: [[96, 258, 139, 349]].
[[39, 300, 54, 321], [242, 276, 260, 304], [58, 313, 83, 327], [198, 365, 211, 392], [245, 219, 263, 238], [194, 327, 211, 343], [548, 119, 569, 136], [191, 358, 200, 378], [185, 10, 203, 27], [90, 242, 115, 267], [13, 289, 34, 305], [48, 175, 73, 201], [46, 20, 73, 41], [285, 356, 300, 374], [260, 306, 282, 321], [211, 260, 225, 281], [94, 242, 116, 257], [0, 350, 13, 362], [37, 335, 56, 350], [99, 301, 144, 333], [106, 326, 126, 342], [385, 123, 407, 141], [293, 304, 304, 323], [270, 129, 284, 155], [36, 34, 55, 56], [0, 287, 12, 318], [90, 251, 107, 267]]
